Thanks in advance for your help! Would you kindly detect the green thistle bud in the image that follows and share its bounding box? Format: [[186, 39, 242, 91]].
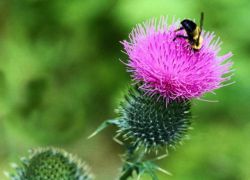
[[6, 147, 93, 180], [116, 88, 192, 153]]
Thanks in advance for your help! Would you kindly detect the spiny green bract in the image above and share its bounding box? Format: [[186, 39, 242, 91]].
[[116, 88, 192, 153], [6, 147, 93, 180]]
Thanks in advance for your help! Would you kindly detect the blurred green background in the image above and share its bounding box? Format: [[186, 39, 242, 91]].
[[0, 0, 249, 179]]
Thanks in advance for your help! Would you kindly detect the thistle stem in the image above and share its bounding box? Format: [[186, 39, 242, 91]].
[[119, 144, 145, 180], [119, 167, 135, 180]]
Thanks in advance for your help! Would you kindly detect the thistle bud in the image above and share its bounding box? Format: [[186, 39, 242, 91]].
[[116, 88, 192, 153], [7, 147, 93, 180]]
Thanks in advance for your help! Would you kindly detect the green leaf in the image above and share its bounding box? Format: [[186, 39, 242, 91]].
[[88, 119, 119, 139], [136, 161, 172, 180]]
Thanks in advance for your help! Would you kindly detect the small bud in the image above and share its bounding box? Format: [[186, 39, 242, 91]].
[[7, 147, 94, 180]]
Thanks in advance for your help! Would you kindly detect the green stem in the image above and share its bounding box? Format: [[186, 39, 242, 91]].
[[119, 167, 135, 180], [119, 144, 145, 180]]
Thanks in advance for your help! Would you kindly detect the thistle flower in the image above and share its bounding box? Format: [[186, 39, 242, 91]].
[[122, 17, 233, 102], [116, 88, 191, 153], [6, 147, 93, 180]]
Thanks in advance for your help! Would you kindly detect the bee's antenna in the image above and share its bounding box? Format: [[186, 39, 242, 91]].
[[200, 12, 204, 32], [197, 12, 204, 45]]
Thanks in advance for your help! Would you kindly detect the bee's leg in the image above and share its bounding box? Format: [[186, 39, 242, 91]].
[[174, 26, 184, 32], [173, 35, 188, 41]]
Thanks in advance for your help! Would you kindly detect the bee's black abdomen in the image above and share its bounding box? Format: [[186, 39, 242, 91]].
[[181, 19, 197, 32]]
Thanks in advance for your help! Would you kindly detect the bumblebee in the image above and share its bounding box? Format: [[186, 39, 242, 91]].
[[173, 12, 204, 51]]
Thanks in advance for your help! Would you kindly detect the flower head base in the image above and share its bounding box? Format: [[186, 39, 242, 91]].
[[6, 147, 93, 180], [122, 17, 233, 102], [116, 88, 191, 153]]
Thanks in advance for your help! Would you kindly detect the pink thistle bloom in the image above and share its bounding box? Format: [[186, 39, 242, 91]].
[[121, 17, 233, 102]]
